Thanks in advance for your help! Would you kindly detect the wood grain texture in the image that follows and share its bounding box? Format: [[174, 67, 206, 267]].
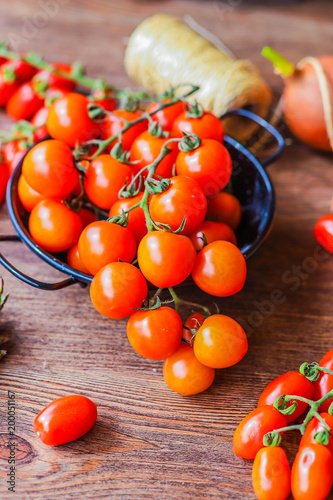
[[0, 1, 333, 498]]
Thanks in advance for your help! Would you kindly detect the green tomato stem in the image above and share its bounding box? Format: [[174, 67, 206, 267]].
[[168, 287, 211, 316], [261, 46, 295, 77]]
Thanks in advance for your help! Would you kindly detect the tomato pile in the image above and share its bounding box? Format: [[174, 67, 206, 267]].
[[233, 351, 333, 500]]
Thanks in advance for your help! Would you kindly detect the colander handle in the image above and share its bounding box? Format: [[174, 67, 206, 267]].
[[221, 108, 284, 168], [0, 235, 86, 290]]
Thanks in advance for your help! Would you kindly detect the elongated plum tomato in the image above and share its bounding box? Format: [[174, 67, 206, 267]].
[[172, 110, 224, 142], [109, 193, 147, 245], [22, 140, 79, 198], [34, 63, 76, 91], [193, 314, 248, 369], [101, 109, 148, 152], [78, 221, 137, 275], [90, 262, 147, 319], [33, 395, 97, 446], [137, 232, 197, 288], [84, 154, 133, 210], [0, 163, 8, 205], [291, 444, 333, 500], [31, 106, 50, 142], [192, 240, 247, 297], [233, 406, 288, 459], [300, 412, 333, 454], [252, 447, 291, 500], [29, 199, 83, 253], [314, 215, 333, 253], [258, 371, 314, 423], [149, 176, 207, 235], [130, 131, 179, 179], [47, 93, 100, 147], [176, 139, 232, 197], [146, 99, 185, 131], [313, 349, 333, 411], [183, 313, 205, 343], [67, 242, 90, 274], [18, 175, 44, 212], [206, 191, 242, 230], [6, 81, 44, 121], [163, 343, 215, 395], [189, 221, 236, 250], [0, 59, 36, 107], [127, 307, 182, 360]]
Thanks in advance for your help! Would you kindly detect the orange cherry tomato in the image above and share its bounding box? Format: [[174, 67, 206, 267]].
[[90, 262, 147, 319], [33, 395, 97, 446], [206, 191, 242, 230], [252, 446, 291, 500], [34, 63, 76, 91], [84, 154, 133, 210], [130, 131, 179, 178], [101, 109, 147, 151], [6, 81, 44, 121], [29, 199, 83, 253], [127, 306, 183, 360], [149, 176, 207, 235], [300, 412, 333, 454], [183, 313, 205, 343], [78, 221, 137, 275], [31, 106, 49, 142], [67, 242, 90, 274], [192, 240, 247, 297], [109, 193, 147, 245], [291, 444, 333, 500], [146, 99, 185, 131], [163, 343, 215, 395], [137, 232, 197, 288], [193, 314, 248, 369], [0, 162, 8, 205], [314, 215, 333, 253], [233, 406, 288, 459], [189, 221, 236, 250], [313, 350, 333, 412], [172, 110, 224, 142], [18, 174, 44, 212]]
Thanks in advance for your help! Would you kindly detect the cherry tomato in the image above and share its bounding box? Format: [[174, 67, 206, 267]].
[[47, 93, 100, 147], [300, 412, 333, 454], [258, 371, 314, 423], [44, 86, 71, 106], [233, 406, 288, 459], [6, 81, 44, 121], [291, 444, 333, 500], [29, 199, 83, 253], [18, 174, 44, 212], [0, 59, 36, 107], [206, 191, 242, 230], [130, 131, 179, 178], [176, 139, 232, 197], [314, 215, 333, 253], [78, 221, 137, 275], [163, 343, 215, 395], [192, 240, 247, 297], [2, 139, 28, 174], [101, 109, 148, 151], [183, 313, 205, 343], [0, 57, 6, 66], [90, 262, 147, 319], [172, 110, 224, 142], [90, 88, 117, 112], [33, 63, 76, 91], [193, 314, 248, 369], [189, 221, 236, 250], [149, 176, 207, 235], [0, 162, 8, 205], [127, 306, 183, 360], [31, 106, 50, 142], [22, 139, 79, 198], [109, 193, 147, 245], [84, 154, 133, 210], [67, 242, 90, 274], [33, 395, 97, 446], [252, 446, 291, 500], [146, 99, 185, 131], [78, 207, 96, 229], [137, 232, 196, 288], [313, 350, 333, 412]]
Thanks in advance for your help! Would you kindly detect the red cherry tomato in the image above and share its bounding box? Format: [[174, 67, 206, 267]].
[[29, 199, 83, 253], [172, 110, 224, 142], [130, 131, 179, 178], [313, 350, 333, 412], [44, 86, 71, 106], [90, 88, 117, 112], [183, 313, 205, 343], [34, 63, 76, 91], [0, 162, 8, 205], [163, 343, 215, 395], [233, 406, 288, 459], [101, 109, 147, 151], [206, 191, 242, 230], [176, 139, 232, 196], [193, 314, 248, 369], [146, 99, 185, 131], [18, 175, 44, 212], [291, 444, 333, 500], [78, 207, 96, 229], [300, 412, 333, 454], [192, 240, 247, 297], [314, 215, 333, 253], [31, 106, 49, 142], [90, 262, 147, 319], [137, 232, 197, 288], [33, 395, 97, 446], [84, 154, 133, 210], [252, 446, 291, 500], [109, 193, 147, 245], [47, 93, 100, 147], [67, 242, 90, 274], [22, 140, 79, 198], [258, 371, 314, 423], [78, 221, 137, 275], [189, 221, 236, 250], [127, 306, 183, 360], [0, 59, 36, 107], [6, 81, 44, 121], [2, 139, 28, 174], [149, 176, 207, 235]]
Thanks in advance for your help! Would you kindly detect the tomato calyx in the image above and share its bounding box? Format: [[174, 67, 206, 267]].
[[118, 176, 143, 199], [184, 100, 204, 119], [107, 209, 130, 228], [87, 102, 106, 122], [178, 132, 201, 152], [145, 176, 171, 195], [300, 361, 323, 382], [110, 142, 137, 165], [148, 120, 169, 138]]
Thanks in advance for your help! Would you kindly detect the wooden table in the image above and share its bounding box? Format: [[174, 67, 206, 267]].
[[0, 1, 332, 498]]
